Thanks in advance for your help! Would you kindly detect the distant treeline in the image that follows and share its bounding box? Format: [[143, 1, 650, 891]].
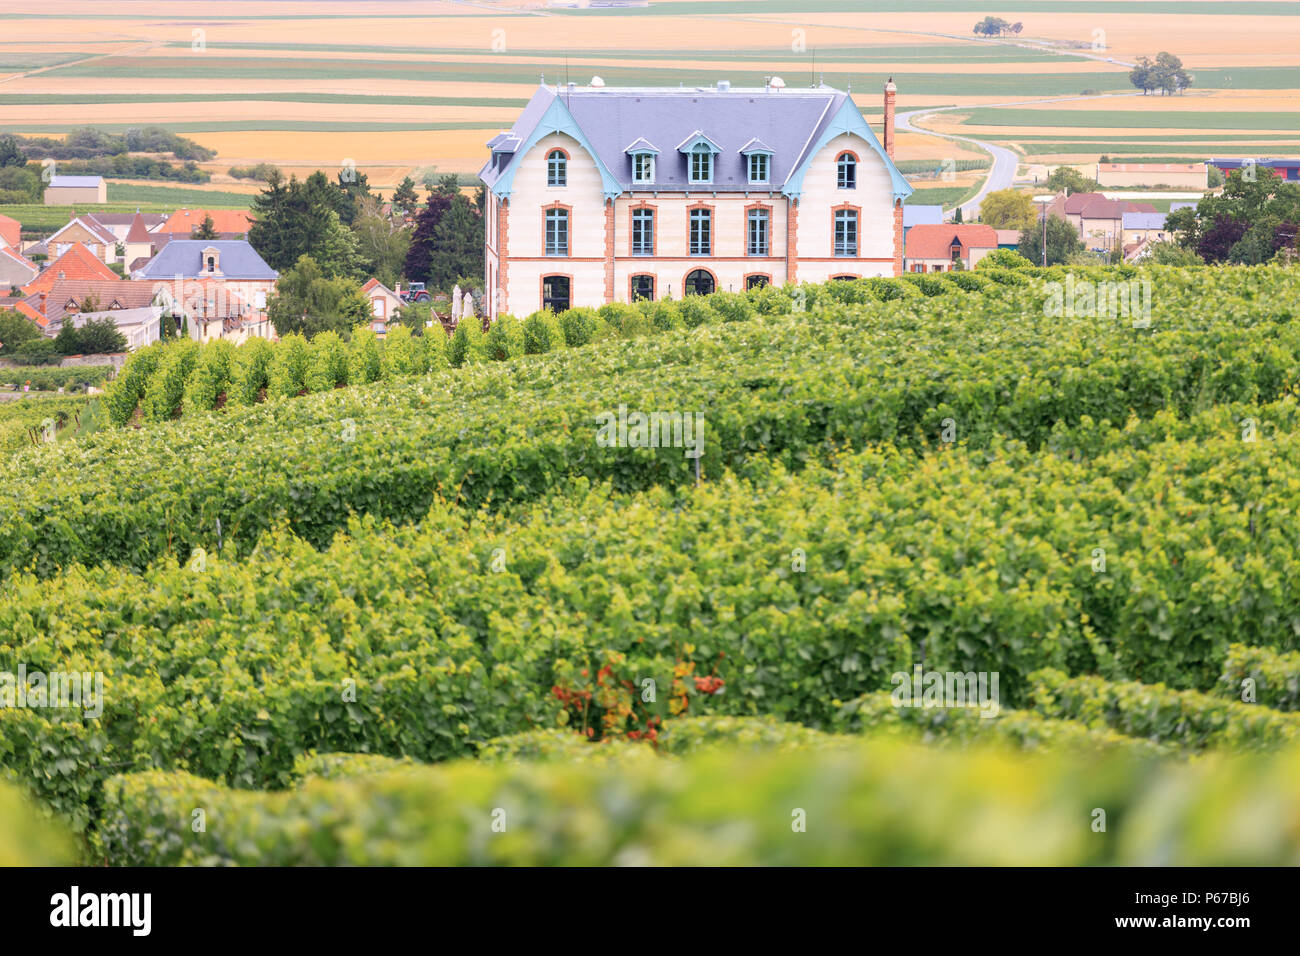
[[55, 155, 209, 183], [11, 126, 215, 161], [228, 163, 281, 182]]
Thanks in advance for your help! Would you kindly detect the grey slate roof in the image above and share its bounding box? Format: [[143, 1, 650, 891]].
[[903, 204, 943, 228], [48, 176, 104, 188], [1122, 212, 1169, 230], [481, 84, 864, 193], [133, 240, 277, 281]]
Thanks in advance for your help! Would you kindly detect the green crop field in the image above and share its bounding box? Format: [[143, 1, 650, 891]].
[[5, 265, 1300, 865]]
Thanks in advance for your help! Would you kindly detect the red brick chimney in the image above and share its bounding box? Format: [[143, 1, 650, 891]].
[[883, 77, 896, 159]]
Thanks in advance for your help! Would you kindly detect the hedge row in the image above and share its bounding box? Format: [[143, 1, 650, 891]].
[[97, 735, 1300, 865], [6, 416, 1300, 824], [5, 267, 1300, 579], [1214, 643, 1300, 711], [1029, 668, 1300, 751], [102, 275, 940, 426], [0, 364, 112, 392]]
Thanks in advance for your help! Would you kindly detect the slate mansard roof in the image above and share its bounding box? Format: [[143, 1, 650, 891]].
[[480, 83, 911, 200], [134, 240, 277, 280]]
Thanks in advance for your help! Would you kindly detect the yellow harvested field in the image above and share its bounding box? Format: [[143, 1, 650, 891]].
[[192, 129, 493, 169], [2, 0, 1298, 183]]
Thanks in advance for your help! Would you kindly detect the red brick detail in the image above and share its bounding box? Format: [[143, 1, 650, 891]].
[[496, 197, 509, 317], [883, 84, 896, 159], [893, 198, 904, 276], [604, 199, 615, 303], [786, 198, 799, 284]]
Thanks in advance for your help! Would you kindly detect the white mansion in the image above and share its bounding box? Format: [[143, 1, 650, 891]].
[[479, 77, 911, 317]]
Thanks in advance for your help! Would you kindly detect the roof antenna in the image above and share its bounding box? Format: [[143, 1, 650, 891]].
[[811, 47, 816, 88]]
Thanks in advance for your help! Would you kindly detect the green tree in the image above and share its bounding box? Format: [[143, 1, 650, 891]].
[[248, 170, 360, 277], [390, 176, 420, 220], [973, 16, 1012, 36], [0, 164, 40, 203], [268, 255, 370, 339], [352, 195, 411, 288], [194, 213, 219, 240], [0, 310, 40, 354], [428, 192, 484, 289], [1044, 166, 1099, 194], [1153, 51, 1192, 96], [979, 189, 1036, 230], [403, 175, 460, 284], [1018, 215, 1084, 266], [1129, 56, 1157, 95], [1144, 240, 1203, 265], [0, 134, 24, 168]]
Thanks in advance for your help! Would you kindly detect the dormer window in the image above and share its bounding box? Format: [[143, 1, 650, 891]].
[[547, 150, 567, 187], [739, 139, 774, 185], [677, 131, 721, 186], [202, 246, 221, 275], [633, 153, 655, 183], [689, 147, 713, 184], [624, 138, 660, 185]]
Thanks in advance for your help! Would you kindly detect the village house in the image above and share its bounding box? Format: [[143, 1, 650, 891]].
[[20, 243, 121, 301], [480, 77, 912, 318], [904, 223, 998, 272], [361, 278, 403, 336], [54, 305, 165, 351], [133, 239, 277, 342], [28, 278, 173, 334], [30, 215, 120, 264], [43, 174, 107, 205]]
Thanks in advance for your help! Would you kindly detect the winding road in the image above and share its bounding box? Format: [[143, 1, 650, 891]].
[[898, 90, 1144, 220]]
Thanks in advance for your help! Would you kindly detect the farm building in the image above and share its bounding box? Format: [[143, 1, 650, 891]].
[[904, 224, 998, 272], [1206, 158, 1300, 182], [480, 78, 912, 318], [1097, 163, 1207, 189], [43, 175, 107, 205]]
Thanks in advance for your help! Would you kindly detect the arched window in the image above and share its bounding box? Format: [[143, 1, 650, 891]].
[[830, 274, 858, 281], [745, 274, 769, 290], [684, 269, 715, 296], [630, 275, 655, 301], [542, 275, 570, 312], [837, 152, 857, 189], [547, 150, 567, 187]]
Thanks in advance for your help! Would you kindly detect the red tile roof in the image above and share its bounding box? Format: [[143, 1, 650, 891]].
[[905, 224, 999, 260], [0, 213, 19, 250], [125, 212, 155, 243], [21, 243, 121, 296], [158, 209, 253, 236], [41, 279, 161, 322]]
